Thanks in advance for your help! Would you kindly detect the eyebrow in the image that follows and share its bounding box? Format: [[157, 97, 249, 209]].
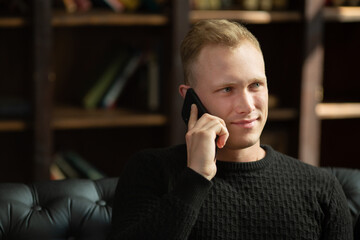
[[215, 77, 267, 87]]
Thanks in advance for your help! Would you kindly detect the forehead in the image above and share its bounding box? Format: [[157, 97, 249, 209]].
[[192, 42, 265, 84]]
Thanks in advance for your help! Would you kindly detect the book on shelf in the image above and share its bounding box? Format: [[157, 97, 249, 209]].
[[348, 0, 360, 6], [114, 48, 161, 111], [60, 0, 123, 13], [190, 0, 222, 10], [241, 0, 289, 11], [82, 48, 132, 110], [242, 0, 259, 10], [82, 47, 161, 111], [62, 0, 77, 12], [62, 151, 106, 180], [121, 0, 141, 12], [74, 0, 92, 12], [51, 151, 106, 180], [101, 50, 144, 109], [53, 153, 80, 179], [272, 0, 288, 10], [55, 0, 168, 13], [50, 162, 66, 180], [103, 0, 124, 12], [259, 0, 272, 11]]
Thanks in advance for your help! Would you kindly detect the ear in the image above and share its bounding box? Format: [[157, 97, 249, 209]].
[[179, 84, 191, 99]]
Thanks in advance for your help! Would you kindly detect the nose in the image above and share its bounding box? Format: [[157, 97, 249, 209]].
[[235, 91, 255, 115]]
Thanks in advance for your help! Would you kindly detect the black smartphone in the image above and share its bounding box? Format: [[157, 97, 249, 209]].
[[181, 88, 208, 126]]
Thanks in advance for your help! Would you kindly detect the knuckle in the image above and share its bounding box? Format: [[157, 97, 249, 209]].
[[187, 128, 211, 139], [185, 131, 193, 140]]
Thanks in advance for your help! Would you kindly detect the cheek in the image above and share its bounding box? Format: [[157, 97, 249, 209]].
[[254, 93, 268, 121], [205, 98, 232, 118], [254, 92, 268, 108]]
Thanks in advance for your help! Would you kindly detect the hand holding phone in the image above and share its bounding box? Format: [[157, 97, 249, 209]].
[[181, 88, 229, 180]]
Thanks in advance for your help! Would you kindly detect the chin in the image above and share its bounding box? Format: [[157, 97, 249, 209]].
[[225, 134, 261, 150], [225, 126, 263, 149]]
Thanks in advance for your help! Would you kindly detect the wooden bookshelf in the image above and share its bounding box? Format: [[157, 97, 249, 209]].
[[324, 7, 360, 22], [316, 103, 360, 119], [0, 17, 26, 27], [0, 120, 26, 131], [52, 10, 168, 26], [52, 106, 167, 129], [1, 0, 359, 181], [190, 10, 302, 24]]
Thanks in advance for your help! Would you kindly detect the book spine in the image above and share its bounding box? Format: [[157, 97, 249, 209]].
[[74, 0, 92, 12], [63, 151, 106, 180], [102, 52, 143, 109], [62, 0, 77, 12], [242, 0, 259, 10], [83, 53, 126, 109], [103, 0, 125, 12], [50, 162, 66, 180], [54, 154, 80, 178]]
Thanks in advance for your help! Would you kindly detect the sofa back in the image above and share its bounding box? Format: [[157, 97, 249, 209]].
[[0, 178, 117, 240], [0, 168, 359, 239]]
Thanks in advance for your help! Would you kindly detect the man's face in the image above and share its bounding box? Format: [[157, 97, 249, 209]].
[[192, 42, 268, 150]]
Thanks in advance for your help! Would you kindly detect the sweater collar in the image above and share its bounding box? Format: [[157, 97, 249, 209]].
[[216, 145, 274, 172]]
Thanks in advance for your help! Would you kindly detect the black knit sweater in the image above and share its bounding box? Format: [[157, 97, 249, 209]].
[[108, 144, 353, 240]]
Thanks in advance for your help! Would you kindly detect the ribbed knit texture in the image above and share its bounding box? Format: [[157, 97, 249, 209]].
[[108, 144, 353, 240]]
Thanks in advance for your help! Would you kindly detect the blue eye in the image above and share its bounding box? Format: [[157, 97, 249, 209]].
[[251, 82, 261, 88], [222, 87, 232, 92]]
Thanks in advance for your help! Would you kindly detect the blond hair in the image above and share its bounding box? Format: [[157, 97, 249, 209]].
[[180, 19, 262, 86]]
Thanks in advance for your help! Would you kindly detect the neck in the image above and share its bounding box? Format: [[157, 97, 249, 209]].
[[216, 142, 266, 163]]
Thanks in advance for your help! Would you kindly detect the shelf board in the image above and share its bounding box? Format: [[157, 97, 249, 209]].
[[316, 102, 360, 119], [52, 106, 168, 129], [52, 10, 168, 26], [190, 10, 302, 24], [268, 108, 298, 121], [0, 120, 27, 131], [0, 17, 26, 27], [324, 7, 360, 22]]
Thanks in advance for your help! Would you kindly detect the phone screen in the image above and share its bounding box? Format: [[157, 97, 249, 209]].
[[181, 88, 208, 126]]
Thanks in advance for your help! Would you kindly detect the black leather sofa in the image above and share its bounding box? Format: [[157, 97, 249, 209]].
[[0, 168, 359, 240]]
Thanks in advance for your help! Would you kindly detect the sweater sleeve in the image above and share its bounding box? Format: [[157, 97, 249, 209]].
[[321, 176, 353, 240], [107, 150, 212, 240]]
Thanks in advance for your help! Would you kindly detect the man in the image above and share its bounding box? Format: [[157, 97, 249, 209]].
[[108, 19, 352, 239]]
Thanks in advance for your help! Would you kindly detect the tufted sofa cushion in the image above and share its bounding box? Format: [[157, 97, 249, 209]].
[[0, 178, 118, 240], [0, 168, 359, 239]]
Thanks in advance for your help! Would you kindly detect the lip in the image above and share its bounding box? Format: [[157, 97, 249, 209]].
[[231, 118, 258, 129]]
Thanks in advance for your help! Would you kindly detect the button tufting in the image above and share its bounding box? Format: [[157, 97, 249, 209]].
[[96, 200, 106, 206], [32, 205, 42, 211]]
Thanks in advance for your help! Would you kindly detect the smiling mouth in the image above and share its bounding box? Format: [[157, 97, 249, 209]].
[[231, 118, 258, 129]]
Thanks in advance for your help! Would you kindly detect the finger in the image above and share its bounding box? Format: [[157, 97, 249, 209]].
[[216, 124, 229, 149], [188, 104, 198, 130], [198, 117, 229, 148]]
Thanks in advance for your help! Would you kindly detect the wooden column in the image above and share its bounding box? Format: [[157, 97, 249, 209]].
[[299, 0, 324, 166], [169, 0, 189, 145], [32, 0, 54, 180]]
